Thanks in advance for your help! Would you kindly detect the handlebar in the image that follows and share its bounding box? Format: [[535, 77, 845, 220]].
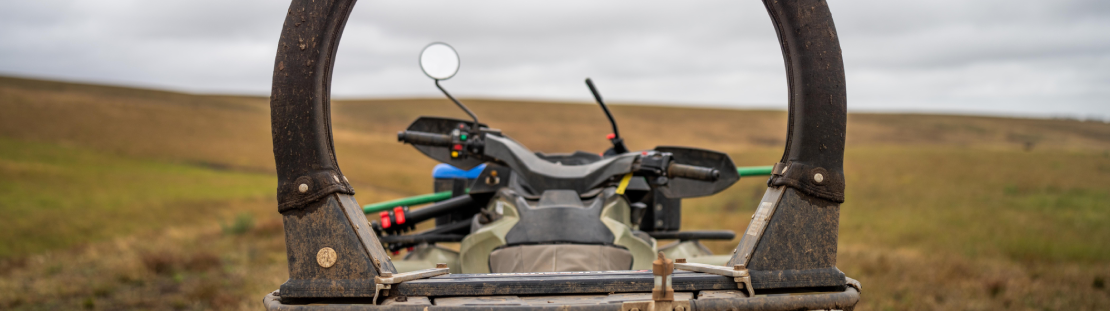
[[668, 163, 720, 181], [397, 130, 453, 147]]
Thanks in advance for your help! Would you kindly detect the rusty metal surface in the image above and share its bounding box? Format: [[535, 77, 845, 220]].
[[376, 267, 450, 285], [270, 0, 358, 212], [279, 193, 397, 298], [269, 0, 399, 299], [731, 186, 786, 267], [762, 0, 848, 201], [264, 289, 858, 311], [743, 188, 844, 291], [747, 189, 839, 272], [720, 0, 850, 292], [691, 287, 860, 311]]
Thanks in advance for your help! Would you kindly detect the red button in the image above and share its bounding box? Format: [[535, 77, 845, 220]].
[[453, 144, 463, 151], [606, 133, 616, 140], [379, 211, 391, 229], [393, 207, 406, 225]]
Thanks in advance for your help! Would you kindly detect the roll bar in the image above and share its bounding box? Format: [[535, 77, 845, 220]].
[[267, 0, 850, 303]]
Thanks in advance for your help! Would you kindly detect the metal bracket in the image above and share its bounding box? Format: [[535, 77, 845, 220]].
[[846, 277, 862, 293], [372, 264, 450, 305], [673, 261, 753, 297], [730, 185, 787, 266]]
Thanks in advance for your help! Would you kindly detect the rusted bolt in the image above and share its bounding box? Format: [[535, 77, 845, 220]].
[[436, 263, 448, 269], [316, 247, 337, 268], [298, 183, 309, 193], [813, 173, 825, 183]]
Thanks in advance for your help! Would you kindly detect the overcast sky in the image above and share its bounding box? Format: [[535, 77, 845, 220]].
[[1, 0, 1107, 119]]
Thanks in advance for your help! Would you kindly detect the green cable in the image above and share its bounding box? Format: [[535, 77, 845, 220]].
[[362, 166, 775, 214]]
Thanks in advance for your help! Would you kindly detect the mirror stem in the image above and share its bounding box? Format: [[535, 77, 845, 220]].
[[435, 79, 480, 129], [585, 78, 628, 154]]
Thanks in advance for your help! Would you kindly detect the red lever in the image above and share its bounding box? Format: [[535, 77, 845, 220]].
[[379, 211, 391, 229], [393, 207, 406, 225], [606, 133, 616, 140]]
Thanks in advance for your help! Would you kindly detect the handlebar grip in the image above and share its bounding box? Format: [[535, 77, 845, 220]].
[[668, 163, 720, 181], [397, 131, 453, 147]]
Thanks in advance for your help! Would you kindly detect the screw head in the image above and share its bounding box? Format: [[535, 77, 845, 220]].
[[316, 247, 337, 268], [813, 173, 825, 183], [298, 183, 309, 193]]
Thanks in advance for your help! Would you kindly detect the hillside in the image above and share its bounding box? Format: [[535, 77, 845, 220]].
[[1, 76, 1108, 310]]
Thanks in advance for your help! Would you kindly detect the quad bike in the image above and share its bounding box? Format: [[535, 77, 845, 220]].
[[264, 0, 859, 310], [368, 41, 755, 274]]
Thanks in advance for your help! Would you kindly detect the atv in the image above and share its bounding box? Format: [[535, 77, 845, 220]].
[[369, 40, 748, 275], [264, 1, 860, 310]]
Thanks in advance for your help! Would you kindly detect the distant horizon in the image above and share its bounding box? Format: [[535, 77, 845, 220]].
[[4, 72, 1105, 123]]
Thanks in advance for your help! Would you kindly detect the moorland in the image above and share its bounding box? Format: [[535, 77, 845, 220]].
[[1, 76, 1109, 310]]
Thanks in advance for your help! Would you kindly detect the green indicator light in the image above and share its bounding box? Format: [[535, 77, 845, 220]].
[[461, 134, 467, 140]]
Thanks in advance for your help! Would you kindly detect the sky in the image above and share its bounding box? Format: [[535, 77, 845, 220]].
[[0, 0, 1107, 120]]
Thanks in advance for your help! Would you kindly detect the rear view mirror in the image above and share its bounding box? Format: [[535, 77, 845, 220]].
[[420, 42, 460, 80]]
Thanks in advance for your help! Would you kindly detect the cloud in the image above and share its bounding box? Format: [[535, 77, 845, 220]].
[[0, 0, 1107, 119]]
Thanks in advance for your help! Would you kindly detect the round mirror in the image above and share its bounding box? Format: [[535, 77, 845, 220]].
[[419, 42, 460, 80]]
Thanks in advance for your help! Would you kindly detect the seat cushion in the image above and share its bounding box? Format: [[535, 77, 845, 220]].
[[489, 244, 633, 273]]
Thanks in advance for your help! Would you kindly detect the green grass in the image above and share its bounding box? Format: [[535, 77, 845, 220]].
[[687, 147, 1110, 263], [0, 137, 273, 258], [840, 147, 1110, 263], [2, 76, 1110, 310]]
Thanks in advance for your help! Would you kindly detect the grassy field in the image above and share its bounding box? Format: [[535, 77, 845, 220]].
[[1, 75, 1108, 310]]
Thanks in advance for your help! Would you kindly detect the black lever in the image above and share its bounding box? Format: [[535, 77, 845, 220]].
[[585, 78, 628, 154]]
